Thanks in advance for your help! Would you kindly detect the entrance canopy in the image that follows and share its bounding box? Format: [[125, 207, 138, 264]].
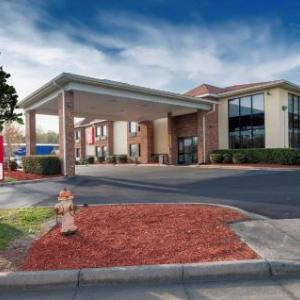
[[19, 73, 216, 121]]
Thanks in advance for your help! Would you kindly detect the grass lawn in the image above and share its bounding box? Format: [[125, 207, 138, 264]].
[[3, 177, 16, 183], [0, 208, 54, 251]]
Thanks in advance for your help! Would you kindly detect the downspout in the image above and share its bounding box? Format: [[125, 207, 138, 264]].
[[53, 81, 67, 176], [202, 103, 217, 164]]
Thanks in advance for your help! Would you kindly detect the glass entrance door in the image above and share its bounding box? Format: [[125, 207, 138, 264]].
[[178, 137, 198, 164]]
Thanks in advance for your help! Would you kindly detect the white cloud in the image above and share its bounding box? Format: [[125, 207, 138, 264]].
[[1, 1, 300, 131]]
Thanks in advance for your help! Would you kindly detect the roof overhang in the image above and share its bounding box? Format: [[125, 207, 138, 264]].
[[19, 73, 216, 121], [196, 80, 300, 99]]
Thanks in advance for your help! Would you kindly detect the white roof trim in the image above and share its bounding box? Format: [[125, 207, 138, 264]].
[[19, 73, 217, 110]]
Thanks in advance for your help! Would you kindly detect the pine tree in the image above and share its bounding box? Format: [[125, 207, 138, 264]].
[[0, 67, 23, 132]]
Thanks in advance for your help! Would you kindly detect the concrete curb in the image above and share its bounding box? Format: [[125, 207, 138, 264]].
[[269, 260, 300, 276], [0, 269, 79, 287], [0, 176, 65, 186], [2, 259, 300, 287]]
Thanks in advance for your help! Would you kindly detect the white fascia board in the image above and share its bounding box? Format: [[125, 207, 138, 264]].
[[66, 82, 212, 111], [23, 90, 61, 111], [216, 81, 286, 98]]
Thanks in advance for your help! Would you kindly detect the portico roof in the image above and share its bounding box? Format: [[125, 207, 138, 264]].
[[19, 73, 216, 121]]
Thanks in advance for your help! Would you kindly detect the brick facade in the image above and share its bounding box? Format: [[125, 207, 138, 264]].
[[74, 127, 86, 160], [58, 91, 75, 177], [127, 121, 154, 163], [25, 110, 36, 155], [167, 109, 219, 164], [94, 121, 114, 158], [74, 121, 114, 161]]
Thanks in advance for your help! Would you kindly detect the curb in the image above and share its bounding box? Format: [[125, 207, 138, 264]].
[[1, 259, 299, 287], [0, 269, 79, 287], [0, 176, 65, 186]]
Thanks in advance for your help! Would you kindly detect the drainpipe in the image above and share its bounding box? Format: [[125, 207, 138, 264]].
[[53, 81, 67, 176], [202, 104, 217, 164]]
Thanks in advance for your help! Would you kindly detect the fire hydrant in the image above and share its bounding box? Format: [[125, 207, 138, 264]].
[[54, 187, 78, 235]]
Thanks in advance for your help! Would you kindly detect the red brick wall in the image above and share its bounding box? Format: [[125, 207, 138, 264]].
[[58, 91, 75, 177], [25, 110, 36, 155], [127, 121, 153, 163], [168, 109, 219, 164], [174, 113, 198, 137]]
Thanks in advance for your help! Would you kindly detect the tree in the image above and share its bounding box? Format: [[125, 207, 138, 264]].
[[0, 67, 23, 132], [36, 128, 59, 143], [3, 123, 24, 160]]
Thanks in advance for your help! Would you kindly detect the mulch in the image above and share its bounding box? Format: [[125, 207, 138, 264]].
[[22, 204, 258, 271], [4, 170, 59, 181]]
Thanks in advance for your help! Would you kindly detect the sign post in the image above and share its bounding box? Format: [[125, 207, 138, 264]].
[[0, 136, 4, 181]]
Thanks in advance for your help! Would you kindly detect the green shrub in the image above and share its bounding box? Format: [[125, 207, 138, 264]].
[[105, 156, 115, 163], [87, 156, 95, 164], [115, 155, 127, 164], [212, 148, 300, 165], [232, 152, 247, 164], [79, 158, 88, 165], [222, 153, 232, 163], [5, 160, 18, 171], [97, 157, 105, 163], [210, 153, 223, 163], [22, 156, 61, 175]]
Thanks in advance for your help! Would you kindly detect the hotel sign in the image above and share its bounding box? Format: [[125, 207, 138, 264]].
[[0, 136, 3, 181]]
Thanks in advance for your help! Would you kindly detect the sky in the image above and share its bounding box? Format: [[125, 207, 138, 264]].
[[1, 0, 300, 132]]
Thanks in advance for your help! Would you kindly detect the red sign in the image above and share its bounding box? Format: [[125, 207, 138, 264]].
[[86, 127, 95, 145], [0, 136, 3, 181]]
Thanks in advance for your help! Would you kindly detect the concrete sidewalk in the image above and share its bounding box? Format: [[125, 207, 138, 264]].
[[1, 276, 300, 299], [231, 219, 300, 261]]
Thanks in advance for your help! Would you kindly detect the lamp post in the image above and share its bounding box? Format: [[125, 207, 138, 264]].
[[282, 105, 288, 148]]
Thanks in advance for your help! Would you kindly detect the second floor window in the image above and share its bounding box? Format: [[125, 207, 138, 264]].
[[96, 125, 107, 137], [129, 122, 138, 133], [75, 130, 80, 141], [229, 94, 265, 149]]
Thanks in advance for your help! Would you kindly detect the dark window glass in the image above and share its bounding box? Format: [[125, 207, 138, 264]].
[[130, 144, 139, 158], [252, 94, 264, 114], [240, 96, 251, 116], [178, 137, 198, 164], [229, 99, 239, 117], [289, 93, 300, 148], [228, 93, 265, 149]]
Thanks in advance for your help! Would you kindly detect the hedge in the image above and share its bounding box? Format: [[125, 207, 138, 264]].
[[212, 148, 300, 165], [22, 155, 61, 175]]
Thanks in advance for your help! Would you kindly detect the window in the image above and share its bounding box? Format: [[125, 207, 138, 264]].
[[229, 94, 265, 149], [96, 125, 107, 137], [289, 94, 300, 148], [96, 146, 108, 158], [75, 148, 80, 158], [75, 130, 80, 141], [129, 144, 140, 158], [129, 122, 138, 133]]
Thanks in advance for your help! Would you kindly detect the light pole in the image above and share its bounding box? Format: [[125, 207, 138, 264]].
[[282, 105, 287, 148]]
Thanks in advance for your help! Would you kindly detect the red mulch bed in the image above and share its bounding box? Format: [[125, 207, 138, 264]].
[[22, 205, 258, 271], [4, 170, 60, 181]]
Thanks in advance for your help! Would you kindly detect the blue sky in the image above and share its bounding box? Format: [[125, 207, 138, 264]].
[[1, 0, 300, 131]]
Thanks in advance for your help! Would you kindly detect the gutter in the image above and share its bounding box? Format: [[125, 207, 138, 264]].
[[202, 103, 217, 163]]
